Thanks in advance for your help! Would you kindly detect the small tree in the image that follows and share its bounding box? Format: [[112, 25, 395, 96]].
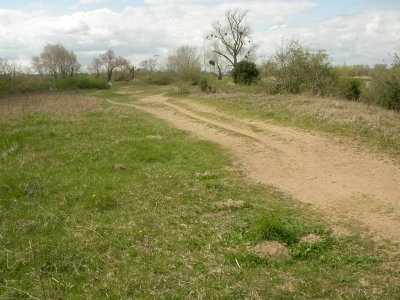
[[207, 9, 255, 70], [32, 44, 80, 79], [232, 60, 259, 85], [99, 49, 127, 81]]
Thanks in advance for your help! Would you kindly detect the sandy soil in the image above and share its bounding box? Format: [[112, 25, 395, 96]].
[[107, 94, 400, 244]]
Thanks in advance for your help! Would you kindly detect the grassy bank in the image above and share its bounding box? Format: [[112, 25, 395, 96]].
[[189, 89, 400, 158], [1, 90, 399, 298]]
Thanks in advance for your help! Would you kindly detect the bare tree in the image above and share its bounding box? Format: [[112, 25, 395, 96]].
[[32, 44, 80, 79], [139, 58, 158, 72], [88, 58, 102, 78], [0, 58, 18, 80], [99, 49, 127, 81], [0, 58, 19, 90], [207, 9, 255, 69], [166, 45, 201, 80]]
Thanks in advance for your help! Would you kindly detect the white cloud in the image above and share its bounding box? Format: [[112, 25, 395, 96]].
[[79, 0, 110, 4], [254, 9, 400, 65]]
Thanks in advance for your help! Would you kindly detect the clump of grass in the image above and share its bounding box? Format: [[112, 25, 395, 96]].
[[247, 211, 332, 260], [253, 213, 305, 245]]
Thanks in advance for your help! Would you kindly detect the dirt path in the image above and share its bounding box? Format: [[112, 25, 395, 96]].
[[108, 94, 400, 244]]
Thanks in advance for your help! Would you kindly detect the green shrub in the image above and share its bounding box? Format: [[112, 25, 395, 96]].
[[263, 40, 335, 95], [200, 79, 208, 92], [199, 79, 216, 93], [232, 61, 259, 85], [339, 77, 363, 101], [54, 77, 109, 90], [366, 57, 400, 110]]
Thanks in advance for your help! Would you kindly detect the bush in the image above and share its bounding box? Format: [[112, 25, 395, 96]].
[[200, 79, 208, 92], [263, 40, 335, 95], [199, 79, 216, 93], [54, 77, 109, 90], [339, 77, 363, 101], [232, 61, 259, 85]]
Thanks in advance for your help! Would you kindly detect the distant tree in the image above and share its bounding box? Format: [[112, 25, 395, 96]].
[[207, 9, 255, 70], [32, 44, 80, 79], [166, 45, 201, 81], [99, 49, 128, 81], [0, 58, 19, 90], [0, 58, 18, 80], [232, 60, 259, 85], [139, 58, 158, 72], [88, 58, 102, 78]]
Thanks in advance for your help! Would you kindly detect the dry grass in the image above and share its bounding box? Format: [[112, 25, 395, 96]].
[[0, 92, 101, 118], [196, 91, 400, 156]]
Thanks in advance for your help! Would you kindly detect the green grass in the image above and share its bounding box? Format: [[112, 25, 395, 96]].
[[1, 90, 399, 298]]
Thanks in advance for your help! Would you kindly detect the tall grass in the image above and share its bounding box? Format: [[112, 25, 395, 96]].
[[0, 92, 100, 117]]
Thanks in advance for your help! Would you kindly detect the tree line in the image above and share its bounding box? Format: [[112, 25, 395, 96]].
[[0, 8, 399, 110]]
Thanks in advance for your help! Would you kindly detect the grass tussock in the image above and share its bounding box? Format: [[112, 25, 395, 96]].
[[0, 92, 101, 118]]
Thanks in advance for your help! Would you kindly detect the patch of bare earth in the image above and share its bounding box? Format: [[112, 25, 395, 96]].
[[247, 241, 291, 261], [216, 199, 245, 208], [107, 95, 400, 245]]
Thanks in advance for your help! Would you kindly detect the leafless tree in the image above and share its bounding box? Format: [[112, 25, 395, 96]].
[[99, 49, 128, 81], [32, 44, 80, 79], [207, 9, 255, 69], [0, 58, 19, 90], [0, 58, 18, 80], [88, 58, 102, 78], [139, 58, 158, 72], [166, 45, 201, 80]]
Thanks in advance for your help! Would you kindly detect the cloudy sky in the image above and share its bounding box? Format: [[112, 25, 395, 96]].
[[0, 0, 399, 69]]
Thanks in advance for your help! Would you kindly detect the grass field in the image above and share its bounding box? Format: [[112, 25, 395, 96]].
[[1, 88, 400, 298]]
